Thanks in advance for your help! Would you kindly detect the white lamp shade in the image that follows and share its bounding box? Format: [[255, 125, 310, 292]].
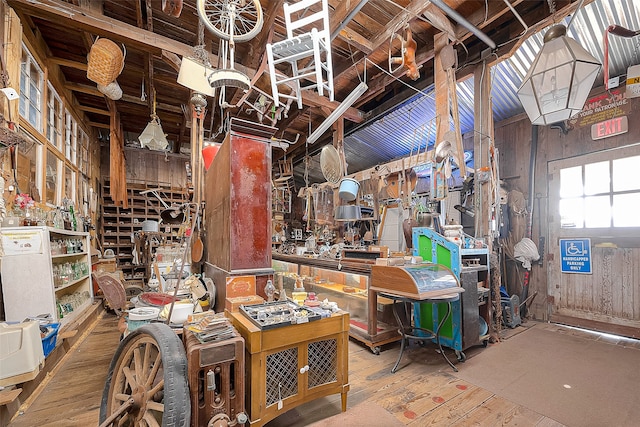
[[139, 116, 169, 151], [517, 26, 601, 126], [177, 57, 216, 96]]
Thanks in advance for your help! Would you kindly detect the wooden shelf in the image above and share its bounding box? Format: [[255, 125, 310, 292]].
[[51, 252, 89, 259], [99, 180, 188, 285]]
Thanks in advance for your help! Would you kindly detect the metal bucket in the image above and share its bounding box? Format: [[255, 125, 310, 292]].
[[142, 219, 159, 232], [338, 178, 360, 201]]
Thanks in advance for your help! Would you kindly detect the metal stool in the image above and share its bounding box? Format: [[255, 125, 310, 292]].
[[385, 293, 460, 373]]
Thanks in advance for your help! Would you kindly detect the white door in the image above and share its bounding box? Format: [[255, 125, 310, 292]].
[[547, 144, 640, 337]]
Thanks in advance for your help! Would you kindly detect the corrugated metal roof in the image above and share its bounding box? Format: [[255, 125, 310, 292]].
[[298, 0, 640, 184]]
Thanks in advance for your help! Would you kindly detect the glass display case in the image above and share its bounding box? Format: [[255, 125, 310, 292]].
[[273, 256, 401, 354]]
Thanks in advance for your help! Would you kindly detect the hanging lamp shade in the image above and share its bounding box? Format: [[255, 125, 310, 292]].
[[139, 115, 169, 151], [517, 24, 601, 126], [202, 144, 220, 171]]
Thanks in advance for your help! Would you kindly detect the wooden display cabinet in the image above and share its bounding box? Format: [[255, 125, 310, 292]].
[[226, 309, 350, 427], [273, 255, 401, 354]]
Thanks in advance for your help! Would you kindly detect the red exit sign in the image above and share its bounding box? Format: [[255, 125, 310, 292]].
[[591, 116, 628, 140]]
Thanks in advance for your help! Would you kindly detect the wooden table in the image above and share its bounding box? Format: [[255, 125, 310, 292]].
[[226, 309, 350, 427]]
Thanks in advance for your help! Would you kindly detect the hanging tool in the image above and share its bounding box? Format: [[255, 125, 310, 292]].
[[441, 43, 466, 178]]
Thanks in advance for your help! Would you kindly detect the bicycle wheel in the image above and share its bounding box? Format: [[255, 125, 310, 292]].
[[197, 0, 264, 42]]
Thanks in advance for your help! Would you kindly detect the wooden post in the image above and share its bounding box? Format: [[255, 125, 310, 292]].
[[473, 60, 494, 244], [434, 33, 449, 150]]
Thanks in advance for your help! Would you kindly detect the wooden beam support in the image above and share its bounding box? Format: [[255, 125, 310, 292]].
[[301, 90, 364, 123], [47, 57, 87, 71], [370, 0, 437, 52], [88, 121, 110, 129], [6, 0, 249, 76], [65, 82, 103, 97], [473, 59, 494, 242], [76, 105, 110, 116], [434, 32, 449, 146]]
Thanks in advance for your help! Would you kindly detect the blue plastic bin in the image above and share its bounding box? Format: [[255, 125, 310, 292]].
[[42, 323, 60, 357]]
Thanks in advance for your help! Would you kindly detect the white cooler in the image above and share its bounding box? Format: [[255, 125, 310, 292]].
[[0, 321, 45, 386]]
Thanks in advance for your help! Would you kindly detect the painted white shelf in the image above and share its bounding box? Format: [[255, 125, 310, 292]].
[[0, 226, 94, 327]]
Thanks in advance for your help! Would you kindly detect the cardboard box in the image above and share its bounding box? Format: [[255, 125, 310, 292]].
[[225, 295, 265, 313], [95, 259, 117, 273], [225, 275, 256, 298], [375, 257, 405, 266]]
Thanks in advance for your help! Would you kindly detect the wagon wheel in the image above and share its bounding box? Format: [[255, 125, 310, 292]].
[[197, 0, 264, 42], [99, 323, 190, 427]]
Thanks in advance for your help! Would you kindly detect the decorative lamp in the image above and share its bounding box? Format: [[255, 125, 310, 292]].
[[177, 57, 216, 96], [139, 115, 169, 151], [202, 143, 220, 171], [190, 93, 207, 115], [517, 24, 601, 126], [139, 89, 169, 151]]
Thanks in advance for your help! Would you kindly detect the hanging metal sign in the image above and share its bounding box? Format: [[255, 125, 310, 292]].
[[590, 116, 628, 140], [560, 238, 592, 274]]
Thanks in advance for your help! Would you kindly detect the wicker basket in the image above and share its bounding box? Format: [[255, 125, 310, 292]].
[[97, 80, 123, 100], [87, 38, 125, 86]]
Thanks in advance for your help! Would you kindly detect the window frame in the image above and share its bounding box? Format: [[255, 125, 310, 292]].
[[46, 83, 64, 151], [558, 151, 640, 230], [19, 45, 44, 131]]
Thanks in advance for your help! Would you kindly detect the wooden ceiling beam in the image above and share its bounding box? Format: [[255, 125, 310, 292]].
[[301, 90, 364, 123], [370, 0, 438, 52], [76, 104, 110, 116], [65, 82, 184, 114], [48, 57, 87, 71], [66, 82, 103, 97], [5, 0, 250, 76], [88, 121, 110, 129]]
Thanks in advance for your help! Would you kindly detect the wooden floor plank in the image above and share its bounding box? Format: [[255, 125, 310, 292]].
[[452, 395, 523, 426], [8, 312, 566, 427], [410, 383, 494, 426]]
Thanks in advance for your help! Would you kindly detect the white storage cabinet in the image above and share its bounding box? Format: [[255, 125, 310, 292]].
[[1, 227, 93, 326]]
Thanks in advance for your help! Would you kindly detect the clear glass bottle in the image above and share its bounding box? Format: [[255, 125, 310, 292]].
[[69, 205, 77, 231], [265, 279, 276, 302]]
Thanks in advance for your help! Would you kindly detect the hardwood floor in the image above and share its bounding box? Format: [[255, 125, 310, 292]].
[[8, 310, 562, 427]]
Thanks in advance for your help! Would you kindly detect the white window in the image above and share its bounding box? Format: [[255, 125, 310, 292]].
[[46, 84, 64, 150], [64, 111, 77, 163], [559, 155, 640, 228], [19, 47, 43, 131], [78, 129, 89, 174]]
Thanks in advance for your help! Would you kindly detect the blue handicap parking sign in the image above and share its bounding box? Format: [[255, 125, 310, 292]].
[[559, 238, 592, 274]]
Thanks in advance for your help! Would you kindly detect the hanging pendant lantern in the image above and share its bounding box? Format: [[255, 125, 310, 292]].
[[139, 115, 169, 151], [138, 88, 169, 151], [517, 24, 601, 126]]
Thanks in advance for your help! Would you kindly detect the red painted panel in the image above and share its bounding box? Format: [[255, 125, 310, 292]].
[[229, 133, 272, 270]]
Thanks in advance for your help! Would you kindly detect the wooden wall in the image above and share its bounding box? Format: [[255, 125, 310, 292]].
[[99, 145, 189, 188], [493, 86, 640, 323]]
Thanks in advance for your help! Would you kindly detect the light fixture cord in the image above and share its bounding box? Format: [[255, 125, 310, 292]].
[[566, 0, 585, 32], [152, 88, 158, 118]]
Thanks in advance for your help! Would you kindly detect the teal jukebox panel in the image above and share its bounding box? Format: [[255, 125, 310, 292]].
[[412, 227, 462, 351]]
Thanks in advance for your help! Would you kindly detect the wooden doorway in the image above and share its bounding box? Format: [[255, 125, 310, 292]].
[[547, 144, 640, 338]]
